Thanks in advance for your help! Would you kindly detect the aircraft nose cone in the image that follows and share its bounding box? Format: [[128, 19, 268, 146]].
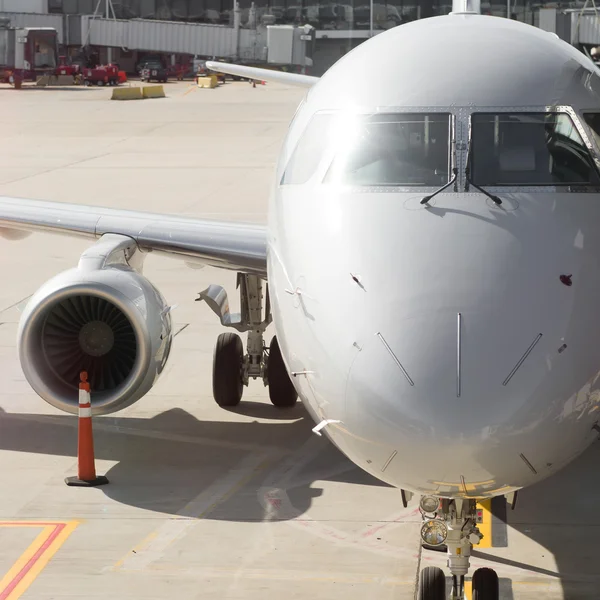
[[343, 310, 549, 494]]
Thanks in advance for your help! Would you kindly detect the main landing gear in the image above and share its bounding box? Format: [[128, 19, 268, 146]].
[[199, 273, 297, 409], [417, 496, 499, 600]]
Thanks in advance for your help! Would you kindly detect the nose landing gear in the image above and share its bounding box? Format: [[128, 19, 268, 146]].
[[418, 496, 499, 599]]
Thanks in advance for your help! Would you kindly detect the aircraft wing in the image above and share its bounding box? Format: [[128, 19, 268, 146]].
[[0, 196, 267, 276], [206, 61, 319, 88]]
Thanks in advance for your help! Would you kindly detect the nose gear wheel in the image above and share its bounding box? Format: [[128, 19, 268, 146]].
[[417, 566, 446, 600], [472, 567, 499, 600]]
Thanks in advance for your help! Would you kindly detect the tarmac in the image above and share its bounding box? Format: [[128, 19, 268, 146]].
[[0, 79, 599, 600]]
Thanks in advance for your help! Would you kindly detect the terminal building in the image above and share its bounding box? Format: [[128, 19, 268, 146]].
[[1, 0, 599, 74]]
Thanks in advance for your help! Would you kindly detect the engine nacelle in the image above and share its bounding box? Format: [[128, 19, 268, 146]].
[[18, 236, 173, 415]]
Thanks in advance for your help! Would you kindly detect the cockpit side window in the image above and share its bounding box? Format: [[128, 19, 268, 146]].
[[281, 113, 333, 185], [470, 112, 600, 186], [324, 113, 452, 187], [583, 113, 600, 150]]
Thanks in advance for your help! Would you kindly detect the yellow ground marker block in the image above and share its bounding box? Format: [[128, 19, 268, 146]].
[[0, 521, 78, 600], [111, 87, 143, 100], [476, 499, 492, 548], [142, 85, 166, 99], [197, 75, 218, 89]]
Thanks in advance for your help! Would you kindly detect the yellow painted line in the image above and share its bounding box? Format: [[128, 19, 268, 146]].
[[512, 581, 561, 587], [0, 526, 54, 593], [183, 86, 197, 96], [113, 532, 158, 570], [464, 580, 472, 599], [0, 521, 78, 600], [477, 499, 492, 548], [141, 564, 415, 585]]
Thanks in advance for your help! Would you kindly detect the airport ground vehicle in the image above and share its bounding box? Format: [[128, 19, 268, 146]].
[[0, 21, 58, 88], [140, 60, 168, 83], [82, 64, 119, 86]]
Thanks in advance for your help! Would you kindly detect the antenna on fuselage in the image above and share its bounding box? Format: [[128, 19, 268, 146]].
[[450, 0, 481, 14]]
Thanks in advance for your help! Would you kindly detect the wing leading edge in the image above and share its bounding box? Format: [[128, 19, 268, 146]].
[[206, 61, 319, 88], [0, 196, 267, 276]]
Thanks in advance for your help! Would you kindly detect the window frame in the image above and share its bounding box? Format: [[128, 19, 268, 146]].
[[467, 107, 600, 191], [581, 111, 600, 156]]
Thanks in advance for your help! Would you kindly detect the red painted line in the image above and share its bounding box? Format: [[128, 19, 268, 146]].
[[0, 523, 62, 527], [362, 508, 421, 538], [0, 523, 65, 600]]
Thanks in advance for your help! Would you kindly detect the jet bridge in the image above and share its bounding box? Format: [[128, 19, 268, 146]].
[[0, 11, 312, 66], [537, 6, 600, 46], [81, 16, 240, 58]]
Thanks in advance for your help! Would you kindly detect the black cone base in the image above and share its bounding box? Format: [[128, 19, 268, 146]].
[[65, 475, 109, 487]]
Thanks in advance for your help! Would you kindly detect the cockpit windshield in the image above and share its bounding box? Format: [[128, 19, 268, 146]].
[[281, 112, 452, 187], [470, 112, 600, 186], [325, 113, 452, 186]]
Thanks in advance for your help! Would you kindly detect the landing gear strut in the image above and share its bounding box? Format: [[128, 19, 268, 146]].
[[199, 274, 297, 408], [417, 496, 499, 599]]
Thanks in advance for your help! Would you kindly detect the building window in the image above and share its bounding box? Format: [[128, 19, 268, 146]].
[[48, 0, 63, 13]]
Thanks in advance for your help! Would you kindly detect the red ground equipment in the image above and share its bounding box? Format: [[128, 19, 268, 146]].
[[54, 55, 80, 77], [82, 63, 119, 86], [168, 62, 192, 80]]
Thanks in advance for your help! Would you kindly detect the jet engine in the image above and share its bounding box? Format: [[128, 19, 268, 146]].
[[17, 235, 173, 415]]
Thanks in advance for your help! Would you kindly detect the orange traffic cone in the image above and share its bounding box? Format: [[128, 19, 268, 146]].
[[65, 371, 109, 487]]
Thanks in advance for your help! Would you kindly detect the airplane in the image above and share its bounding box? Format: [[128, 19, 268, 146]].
[[2, 0, 600, 597]]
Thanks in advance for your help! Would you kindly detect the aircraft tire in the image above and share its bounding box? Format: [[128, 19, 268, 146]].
[[213, 332, 244, 407], [267, 336, 297, 408], [472, 567, 499, 600], [417, 567, 445, 600]]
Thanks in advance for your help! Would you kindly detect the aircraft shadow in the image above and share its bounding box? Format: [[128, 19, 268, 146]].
[[475, 442, 600, 598], [2, 402, 597, 594], [0, 403, 390, 522]]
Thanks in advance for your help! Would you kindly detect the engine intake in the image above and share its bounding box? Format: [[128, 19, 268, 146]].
[[19, 262, 172, 415], [42, 295, 137, 393]]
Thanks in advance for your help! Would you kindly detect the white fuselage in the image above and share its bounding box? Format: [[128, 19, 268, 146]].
[[265, 14, 600, 499], [269, 188, 600, 498]]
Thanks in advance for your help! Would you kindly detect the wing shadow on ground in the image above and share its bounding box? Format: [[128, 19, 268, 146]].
[[0, 403, 390, 522]]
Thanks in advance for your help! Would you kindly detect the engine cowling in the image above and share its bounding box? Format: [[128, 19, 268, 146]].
[[18, 265, 173, 415]]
